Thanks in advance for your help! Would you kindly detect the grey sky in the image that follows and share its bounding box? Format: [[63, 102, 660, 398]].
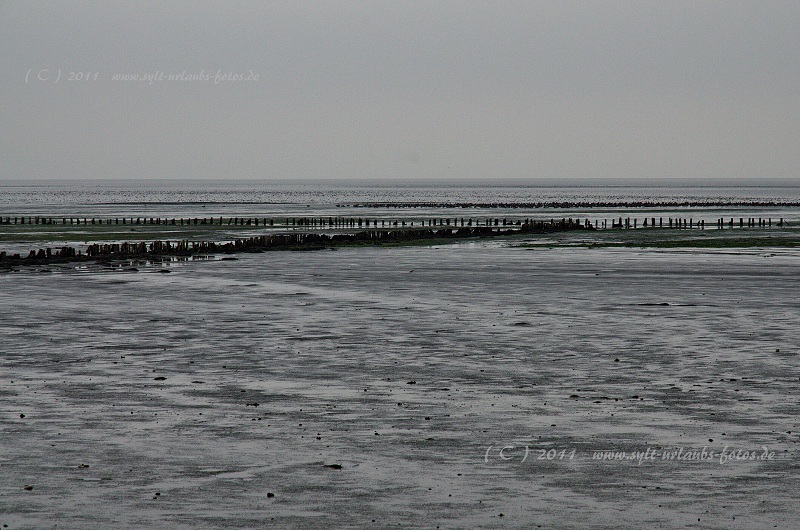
[[2, 1, 798, 181]]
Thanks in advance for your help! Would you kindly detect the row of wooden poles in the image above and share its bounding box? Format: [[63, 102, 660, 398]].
[[1, 219, 587, 263], [0, 215, 787, 229], [345, 201, 800, 208], [604, 217, 784, 229], [0, 216, 563, 227]]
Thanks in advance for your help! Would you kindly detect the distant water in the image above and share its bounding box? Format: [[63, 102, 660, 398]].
[[2, 178, 800, 221]]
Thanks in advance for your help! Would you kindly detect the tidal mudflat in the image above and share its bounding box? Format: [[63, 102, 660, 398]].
[[2, 241, 799, 529]]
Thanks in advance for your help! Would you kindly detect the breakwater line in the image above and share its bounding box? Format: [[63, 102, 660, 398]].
[[339, 200, 800, 209], [0, 215, 787, 230], [1, 215, 791, 268], [0, 219, 589, 267]]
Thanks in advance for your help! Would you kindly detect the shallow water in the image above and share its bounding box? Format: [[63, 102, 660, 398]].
[[2, 180, 800, 221], [2, 242, 799, 528]]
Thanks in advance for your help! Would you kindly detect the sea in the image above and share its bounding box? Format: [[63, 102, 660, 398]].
[[2, 178, 800, 220], [2, 178, 800, 529]]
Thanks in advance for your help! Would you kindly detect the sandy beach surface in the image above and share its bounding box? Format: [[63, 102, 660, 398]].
[[2, 241, 799, 528]]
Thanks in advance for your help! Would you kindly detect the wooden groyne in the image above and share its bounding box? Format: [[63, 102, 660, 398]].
[[0, 215, 787, 229], [0, 215, 567, 227], [0, 212, 790, 268], [0, 219, 589, 267], [600, 216, 783, 229], [340, 200, 800, 209], [0, 216, 278, 226], [0, 215, 595, 227]]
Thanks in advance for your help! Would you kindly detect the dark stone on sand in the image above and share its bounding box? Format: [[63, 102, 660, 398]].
[[637, 302, 670, 306], [246, 403, 259, 407], [267, 492, 275, 498], [19, 413, 25, 418], [324, 464, 342, 469], [153, 377, 166, 381], [407, 380, 416, 384], [512, 322, 531, 326], [23, 485, 33, 490]]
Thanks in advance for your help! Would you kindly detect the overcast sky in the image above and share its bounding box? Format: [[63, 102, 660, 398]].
[[2, 1, 798, 181]]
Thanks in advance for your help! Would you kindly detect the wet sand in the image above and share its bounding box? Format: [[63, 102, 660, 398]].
[[2, 242, 799, 528]]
